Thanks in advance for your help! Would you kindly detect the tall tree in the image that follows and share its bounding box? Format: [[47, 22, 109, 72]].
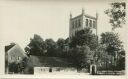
[[56, 38, 65, 49], [70, 28, 98, 50], [25, 34, 46, 56], [45, 38, 57, 57], [69, 45, 93, 70], [105, 2, 126, 30], [100, 32, 123, 56], [100, 32, 124, 70]]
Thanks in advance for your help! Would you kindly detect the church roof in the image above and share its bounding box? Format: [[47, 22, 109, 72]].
[[71, 14, 96, 20]]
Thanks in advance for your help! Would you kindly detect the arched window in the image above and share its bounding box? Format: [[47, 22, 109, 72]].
[[75, 20, 77, 28], [72, 21, 74, 29], [78, 19, 81, 27], [90, 20, 92, 27], [86, 19, 88, 27], [93, 21, 96, 28]]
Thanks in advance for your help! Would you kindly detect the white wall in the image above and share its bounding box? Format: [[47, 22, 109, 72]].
[[0, 43, 5, 74]]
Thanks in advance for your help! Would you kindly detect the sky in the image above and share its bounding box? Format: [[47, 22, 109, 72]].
[[0, 0, 127, 50]]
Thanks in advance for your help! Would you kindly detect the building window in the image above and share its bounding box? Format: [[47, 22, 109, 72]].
[[72, 21, 74, 28], [93, 21, 96, 28], [17, 56, 21, 60], [78, 19, 81, 27], [75, 20, 77, 28], [89, 20, 92, 27], [77, 20, 79, 27], [86, 19, 88, 27]]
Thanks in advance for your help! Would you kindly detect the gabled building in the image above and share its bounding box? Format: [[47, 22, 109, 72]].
[[5, 43, 27, 74]]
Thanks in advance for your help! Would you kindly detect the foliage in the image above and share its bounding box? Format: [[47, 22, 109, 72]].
[[100, 32, 125, 70], [70, 28, 98, 50], [100, 32, 123, 56], [96, 44, 113, 70], [105, 2, 126, 30], [56, 38, 65, 49], [45, 38, 57, 57], [25, 34, 46, 56], [69, 45, 93, 69], [25, 34, 69, 57], [8, 62, 18, 73], [22, 57, 29, 70]]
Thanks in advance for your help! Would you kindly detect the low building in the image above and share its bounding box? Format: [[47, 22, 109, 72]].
[[29, 55, 77, 74], [5, 43, 27, 74]]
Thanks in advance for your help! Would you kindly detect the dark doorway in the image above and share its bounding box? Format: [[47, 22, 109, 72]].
[[49, 68, 52, 72], [92, 66, 95, 75]]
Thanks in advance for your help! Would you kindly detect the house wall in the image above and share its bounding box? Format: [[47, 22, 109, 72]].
[[7, 44, 26, 64], [34, 67, 77, 74]]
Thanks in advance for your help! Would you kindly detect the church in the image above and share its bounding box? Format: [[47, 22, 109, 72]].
[[69, 9, 98, 39]]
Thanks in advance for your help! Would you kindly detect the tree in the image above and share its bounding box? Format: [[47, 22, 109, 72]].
[[96, 44, 113, 71], [8, 62, 18, 73], [70, 28, 98, 50], [21, 57, 29, 72], [45, 38, 57, 57], [56, 38, 66, 57], [100, 32, 124, 71], [25, 34, 46, 56], [100, 32, 123, 56], [56, 38, 65, 49], [69, 45, 93, 70], [105, 2, 126, 30], [104, 2, 126, 71]]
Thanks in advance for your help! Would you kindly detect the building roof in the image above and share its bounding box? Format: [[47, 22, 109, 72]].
[[7, 44, 27, 56], [84, 14, 96, 20], [71, 14, 96, 20], [29, 55, 73, 67]]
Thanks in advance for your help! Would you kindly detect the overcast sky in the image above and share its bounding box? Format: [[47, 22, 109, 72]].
[[0, 0, 127, 50]]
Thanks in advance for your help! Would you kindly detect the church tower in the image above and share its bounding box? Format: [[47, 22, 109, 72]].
[[69, 9, 98, 39]]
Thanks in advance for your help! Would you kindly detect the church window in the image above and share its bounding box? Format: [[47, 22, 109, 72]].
[[86, 19, 88, 27], [78, 19, 81, 27], [73, 22, 75, 28], [72, 21, 74, 28], [90, 20, 92, 27], [93, 21, 96, 28], [77, 20, 79, 27], [75, 20, 77, 28]]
